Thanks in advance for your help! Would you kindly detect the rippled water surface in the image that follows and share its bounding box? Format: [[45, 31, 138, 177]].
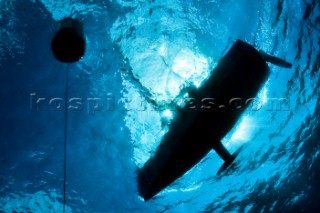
[[0, 0, 319, 212]]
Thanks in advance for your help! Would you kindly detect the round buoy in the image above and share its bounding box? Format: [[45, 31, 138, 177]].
[[51, 18, 85, 63]]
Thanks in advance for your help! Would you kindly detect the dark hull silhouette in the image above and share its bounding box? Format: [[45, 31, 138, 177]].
[[137, 40, 288, 201]]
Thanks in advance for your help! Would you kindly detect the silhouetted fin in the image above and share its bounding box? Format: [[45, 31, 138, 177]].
[[215, 144, 243, 175], [259, 50, 292, 68]]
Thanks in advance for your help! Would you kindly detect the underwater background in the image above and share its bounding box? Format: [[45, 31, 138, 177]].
[[0, 0, 319, 212]]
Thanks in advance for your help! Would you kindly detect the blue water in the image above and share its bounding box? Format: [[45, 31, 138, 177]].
[[0, 0, 319, 212]]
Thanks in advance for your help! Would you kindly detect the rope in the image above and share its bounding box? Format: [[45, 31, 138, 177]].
[[63, 66, 69, 213]]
